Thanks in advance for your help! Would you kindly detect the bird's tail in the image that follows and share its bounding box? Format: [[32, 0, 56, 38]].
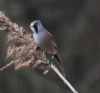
[[53, 54, 66, 76]]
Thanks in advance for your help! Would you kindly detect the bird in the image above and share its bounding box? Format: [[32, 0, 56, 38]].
[[30, 20, 65, 75]]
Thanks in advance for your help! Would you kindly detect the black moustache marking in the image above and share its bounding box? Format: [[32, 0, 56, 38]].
[[33, 23, 38, 33]]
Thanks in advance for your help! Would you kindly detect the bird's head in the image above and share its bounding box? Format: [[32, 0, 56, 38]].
[[30, 20, 43, 33]]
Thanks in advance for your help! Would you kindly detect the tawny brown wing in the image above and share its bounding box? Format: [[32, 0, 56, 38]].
[[44, 29, 57, 49], [44, 30, 65, 76]]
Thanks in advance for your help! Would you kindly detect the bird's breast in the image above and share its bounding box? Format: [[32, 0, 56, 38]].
[[33, 34, 39, 44], [33, 32, 56, 54], [33, 32, 45, 45]]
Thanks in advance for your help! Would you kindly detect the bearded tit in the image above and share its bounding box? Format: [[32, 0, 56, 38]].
[[30, 20, 64, 74]]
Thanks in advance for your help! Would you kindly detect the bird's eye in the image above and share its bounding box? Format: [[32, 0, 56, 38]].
[[33, 24, 38, 33]]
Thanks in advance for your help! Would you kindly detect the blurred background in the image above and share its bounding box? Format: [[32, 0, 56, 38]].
[[0, 0, 100, 93]]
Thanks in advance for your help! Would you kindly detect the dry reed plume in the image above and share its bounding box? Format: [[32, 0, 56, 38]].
[[0, 11, 50, 74], [0, 11, 78, 93]]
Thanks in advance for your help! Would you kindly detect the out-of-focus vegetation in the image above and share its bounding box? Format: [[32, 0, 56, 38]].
[[0, 0, 100, 93]]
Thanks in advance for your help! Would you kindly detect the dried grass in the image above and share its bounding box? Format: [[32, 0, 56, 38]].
[[0, 11, 79, 93], [0, 11, 50, 74]]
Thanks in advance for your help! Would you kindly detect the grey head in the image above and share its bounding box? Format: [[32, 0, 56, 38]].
[[30, 20, 44, 33]]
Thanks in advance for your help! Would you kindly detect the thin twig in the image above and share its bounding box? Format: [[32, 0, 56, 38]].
[[51, 62, 78, 93], [0, 61, 14, 71]]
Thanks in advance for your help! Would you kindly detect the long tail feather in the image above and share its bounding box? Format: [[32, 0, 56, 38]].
[[53, 54, 65, 76], [54, 54, 61, 64]]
